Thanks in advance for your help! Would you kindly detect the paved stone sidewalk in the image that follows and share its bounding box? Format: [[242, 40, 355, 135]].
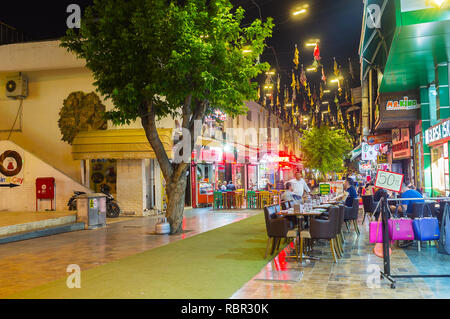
[[232, 215, 449, 299], [0, 208, 259, 298]]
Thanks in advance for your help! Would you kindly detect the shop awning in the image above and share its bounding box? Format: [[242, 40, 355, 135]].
[[349, 145, 362, 162], [360, 0, 450, 92], [72, 129, 173, 160]]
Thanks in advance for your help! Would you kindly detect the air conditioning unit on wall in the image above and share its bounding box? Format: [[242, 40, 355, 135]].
[[5, 75, 28, 99]]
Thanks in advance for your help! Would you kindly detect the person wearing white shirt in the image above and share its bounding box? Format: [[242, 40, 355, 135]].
[[289, 171, 311, 198]]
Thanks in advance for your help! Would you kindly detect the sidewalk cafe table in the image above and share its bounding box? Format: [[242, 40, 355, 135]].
[[277, 209, 324, 262]]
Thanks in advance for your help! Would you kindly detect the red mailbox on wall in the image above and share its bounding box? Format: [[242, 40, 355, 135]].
[[36, 177, 56, 211]]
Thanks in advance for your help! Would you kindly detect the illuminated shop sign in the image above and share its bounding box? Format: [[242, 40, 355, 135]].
[[424, 119, 450, 146], [392, 128, 411, 160], [386, 97, 419, 111]]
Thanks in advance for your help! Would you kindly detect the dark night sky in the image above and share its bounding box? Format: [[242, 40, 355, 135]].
[[1, 0, 364, 82]]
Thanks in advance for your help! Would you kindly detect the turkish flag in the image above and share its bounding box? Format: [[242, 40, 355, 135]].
[[314, 44, 321, 61]]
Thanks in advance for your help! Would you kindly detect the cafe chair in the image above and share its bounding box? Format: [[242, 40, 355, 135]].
[[259, 191, 272, 208], [264, 205, 299, 258], [362, 195, 378, 225], [213, 191, 224, 209], [334, 205, 346, 257], [281, 201, 290, 210], [344, 198, 360, 236], [299, 206, 340, 263], [280, 201, 298, 229], [246, 191, 257, 209], [225, 191, 237, 209]]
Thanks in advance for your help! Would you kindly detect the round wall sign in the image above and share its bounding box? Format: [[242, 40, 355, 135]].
[[0, 150, 23, 177]]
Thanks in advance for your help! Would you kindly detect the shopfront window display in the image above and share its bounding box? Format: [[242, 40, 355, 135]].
[[90, 159, 117, 194], [431, 143, 450, 197]]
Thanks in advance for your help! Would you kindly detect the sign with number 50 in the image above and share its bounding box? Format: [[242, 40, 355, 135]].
[[375, 170, 404, 193]]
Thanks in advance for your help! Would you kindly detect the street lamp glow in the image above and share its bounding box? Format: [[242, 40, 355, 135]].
[[330, 77, 343, 84], [305, 39, 320, 47], [293, 9, 307, 15]]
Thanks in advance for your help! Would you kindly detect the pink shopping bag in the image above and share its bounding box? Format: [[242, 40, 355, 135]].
[[369, 221, 383, 243], [389, 218, 414, 241]]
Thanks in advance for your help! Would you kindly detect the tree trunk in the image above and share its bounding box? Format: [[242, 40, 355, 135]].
[[140, 98, 206, 235], [165, 170, 188, 234]]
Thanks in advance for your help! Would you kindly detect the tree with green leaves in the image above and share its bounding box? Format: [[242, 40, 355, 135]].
[[300, 126, 352, 176], [61, 0, 273, 233]]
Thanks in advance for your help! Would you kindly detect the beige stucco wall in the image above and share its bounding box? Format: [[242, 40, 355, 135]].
[[0, 68, 101, 182], [0, 140, 90, 212], [0, 41, 176, 183]]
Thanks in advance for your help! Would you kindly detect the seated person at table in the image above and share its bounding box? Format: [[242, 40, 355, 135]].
[[281, 182, 301, 202], [220, 182, 228, 191], [365, 182, 375, 196], [336, 178, 358, 207], [395, 184, 424, 248], [226, 181, 236, 191], [390, 184, 424, 217], [264, 182, 273, 192]]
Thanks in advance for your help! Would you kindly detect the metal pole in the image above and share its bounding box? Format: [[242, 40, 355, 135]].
[[382, 195, 390, 277]]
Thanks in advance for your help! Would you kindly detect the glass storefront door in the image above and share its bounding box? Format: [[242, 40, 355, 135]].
[[233, 164, 245, 190], [247, 164, 258, 190], [431, 143, 450, 196]]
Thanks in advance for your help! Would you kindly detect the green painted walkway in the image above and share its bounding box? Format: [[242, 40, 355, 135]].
[[8, 213, 269, 299]]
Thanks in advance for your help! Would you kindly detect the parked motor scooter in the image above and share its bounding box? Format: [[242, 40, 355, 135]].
[[67, 184, 121, 218]]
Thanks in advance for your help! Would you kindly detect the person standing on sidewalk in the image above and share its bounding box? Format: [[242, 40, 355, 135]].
[[289, 171, 311, 200]]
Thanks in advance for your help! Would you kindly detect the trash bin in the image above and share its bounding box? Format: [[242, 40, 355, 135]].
[[76, 193, 107, 230]]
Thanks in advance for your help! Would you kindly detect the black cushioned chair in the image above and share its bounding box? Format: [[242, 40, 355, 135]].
[[362, 195, 379, 225], [263, 205, 298, 258], [299, 206, 340, 263], [344, 198, 360, 236]]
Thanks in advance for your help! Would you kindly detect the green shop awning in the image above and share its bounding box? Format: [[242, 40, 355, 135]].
[[360, 0, 450, 92]]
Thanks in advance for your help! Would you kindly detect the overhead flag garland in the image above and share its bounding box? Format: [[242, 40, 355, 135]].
[[255, 43, 360, 136], [293, 44, 300, 70]]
